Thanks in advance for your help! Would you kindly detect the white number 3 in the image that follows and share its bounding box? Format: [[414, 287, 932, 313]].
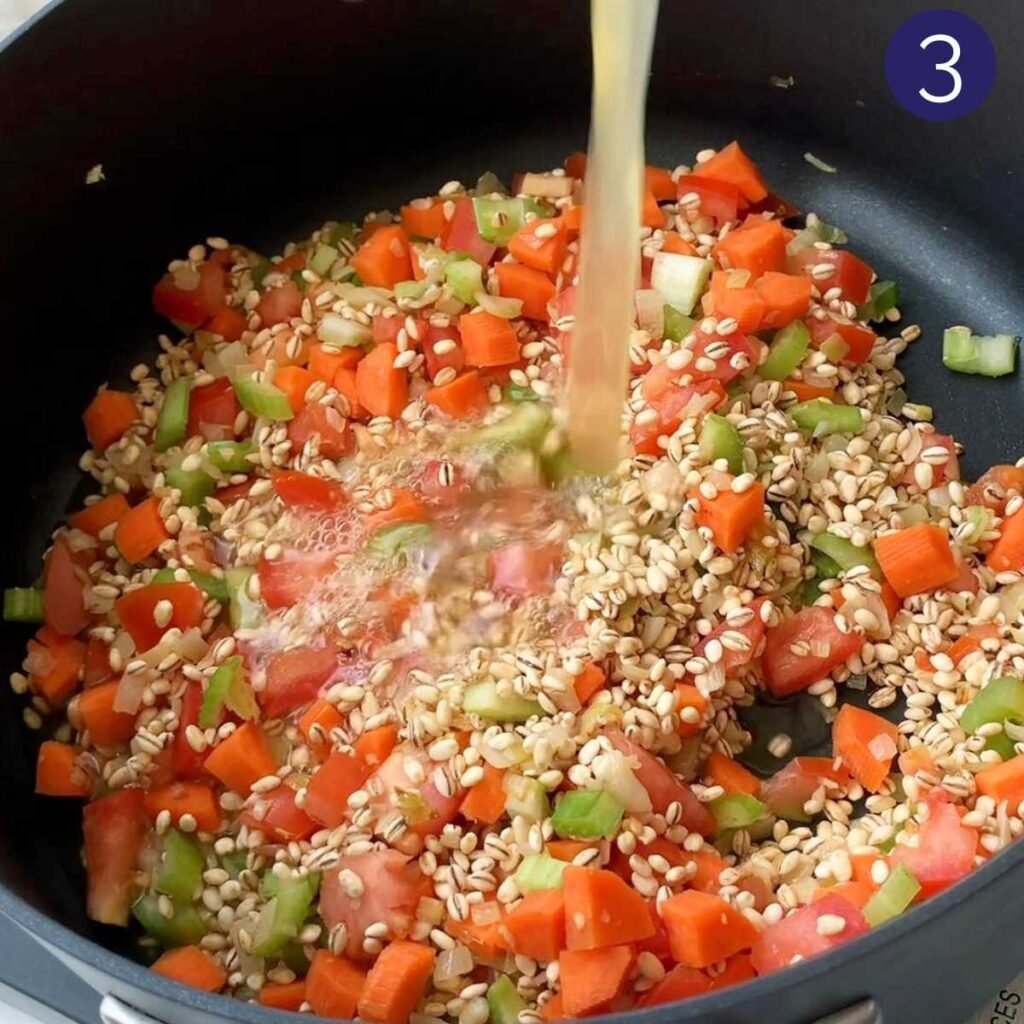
[[919, 33, 963, 104]]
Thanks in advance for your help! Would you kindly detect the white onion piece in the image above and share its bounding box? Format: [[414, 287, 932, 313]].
[[334, 283, 396, 309], [635, 289, 665, 340], [318, 313, 372, 349], [520, 172, 574, 198], [1000, 579, 1024, 622], [591, 750, 653, 814], [113, 672, 147, 715], [434, 943, 473, 983], [474, 292, 523, 319], [140, 626, 208, 666]]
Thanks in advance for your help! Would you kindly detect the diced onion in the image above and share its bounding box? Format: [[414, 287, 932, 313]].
[[520, 172, 574, 198], [471, 901, 502, 925], [635, 290, 665, 340], [318, 313, 372, 348], [140, 626, 208, 666], [591, 750, 653, 814], [434, 943, 473, 983], [114, 672, 147, 714], [334, 283, 396, 309], [474, 292, 523, 319]]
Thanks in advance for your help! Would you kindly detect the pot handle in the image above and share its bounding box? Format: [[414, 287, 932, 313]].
[[99, 995, 166, 1024], [811, 999, 882, 1024]]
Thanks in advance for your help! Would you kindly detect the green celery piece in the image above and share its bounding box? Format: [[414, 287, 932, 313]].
[[864, 864, 921, 927], [761, 322, 811, 382], [133, 894, 206, 948], [463, 681, 542, 723], [395, 280, 429, 301], [462, 403, 553, 452], [505, 383, 541, 403], [280, 943, 312, 977], [156, 830, 204, 902], [541, 445, 577, 487], [366, 522, 434, 562], [790, 399, 865, 437], [206, 440, 257, 474], [472, 197, 549, 246], [475, 171, 507, 196], [253, 873, 320, 957], [326, 222, 359, 249], [857, 280, 899, 322], [445, 257, 484, 305], [151, 567, 229, 605], [233, 375, 294, 421], [663, 306, 696, 343], [200, 655, 258, 729], [487, 976, 526, 1024], [551, 789, 624, 840], [811, 533, 881, 579], [708, 793, 769, 830], [291, 270, 308, 293], [166, 463, 216, 507], [960, 677, 1024, 761], [309, 243, 339, 276], [260, 870, 320, 900], [698, 414, 743, 474], [155, 378, 192, 453], [801, 577, 825, 607], [251, 259, 273, 289], [226, 567, 263, 630], [786, 221, 848, 255], [810, 548, 842, 580], [3, 587, 44, 623], [503, 775, 550, 822], [514, 854, 568, 892], [222, 850, 250, 879], [942, 327, 1018, 378]]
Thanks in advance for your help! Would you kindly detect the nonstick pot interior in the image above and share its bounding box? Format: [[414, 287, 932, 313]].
[[0, 1, 1023, 1022]]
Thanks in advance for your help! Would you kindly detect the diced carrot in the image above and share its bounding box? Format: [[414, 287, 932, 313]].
[[898, 746, 936, 776], [305, 751, 371, 828], [559, 944, 636, 1017], [975, 754, 1024, 809], [755, 272, 812, 330], [35, 741, 92, 797], [675, 683, 709, 737], [495, 262, 556, 322], [334, 366, 367, 421], [563, 866, 655, 950], [362, 488, 427, 534], [83, 390, 139, 451], [874, 523, 959, 598], [78, 681, 136, 746], [144, 781, 221, 833], [693, 479, 766, 554], [948, 624, 1001, 667], [274, 365, 317, 414], [539, 993, 564, 1023], [70, 493, 130, 538], [114, 497, 170, 564], [660, 890, 759, 967], [707, 271, 764, 333], [460, 762, 506, 824], [349, 225, 413, 289], [251, 325, 310, 369], [880, 582, 903, 623], [356, 342, 408, 420], [561, 204, 584, 236], [661, 231, 699, 257], [357, 940, 435, 1024], [573, 663, 606, 705], [546, 840, 597, 863], [306, 949, 367, 1020], [152, 946, 226, 993], [682, 848, 729, 893], [704, 751, 761, 796], [299, 699, 345, 758], [646, 165, 676, 201], [258, 981, 307, 1012], [27, 634, 85, 706], [504, 888, 567, 961], [273, 252, 306, 274], [400, 198, 447, 241], [444, 901, 509, 961], [425, 370, 490, 420], [309, 342, 362, 383], [205, 305, 248, 342], [989, 506, 1024, 573], [833, 704, 898, 794], [204, 722, 278, 795], [713, 218, 786, 278], [354, 723, 399, 769], [642, 190, 664, 229], [459, 311, 520, 367], [693, 141, 768, 203], [508, 218, 567, 276], [782, 378, 836, 403], [849, 852, 882, 884], [638, 963, 712, 1006], [812, 879, 875, 910]]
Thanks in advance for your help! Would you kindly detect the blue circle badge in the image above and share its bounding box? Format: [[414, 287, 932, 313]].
[[885, 9, 996, 121]]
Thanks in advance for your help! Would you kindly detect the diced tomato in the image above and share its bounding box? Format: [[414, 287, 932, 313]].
[[890, 791, 977, 899], [676, 175, 742, 225], [695, 598, 767, 674], [372, 314, 412, 346], [806, 316, 878, 366], [422, 322, 466, 380], [153, 262, 227, 328], [691, 328, 758, 386], [319, 852, 425, 959], [760, 757, 852, 822], [750, 894, 868, 975], [258, 549, 338, 610], [607, 730, 716, 836], [115, 582, 205, 653], [288, 401, 352, 461], [262, 645, 340, 718], [83, 788, 147, 925], [271, 470, 347, 512], [369, 747, 462, 836], [171, 681, 209, 780], [83, 635, 113, 688], [241, 784, 316, 843], [631, 380, 727, 456], [900, 434, 960, 489], [637, 965, 711, 1007], [441, 198, 496, 266], [488, 543, 562, 598], [761, 607, 863, 697], [187, 378, 238, 442], [966, 465, 1024, 514], [43, 535, 90, 639], [788, 249, 874, 305], [256, 280, 303, 326]]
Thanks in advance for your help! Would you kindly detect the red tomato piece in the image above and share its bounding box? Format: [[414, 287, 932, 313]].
[[271, 470, 347, 512], [83, 788, 147, 925], [152, 262, 227, 328], [695, 598, 767, 674], [760, 757, 852, 822], [631, 380, 727, 456], [761, 607, 863, 697], [171, 681, 209, 780], [889, 792, 978, 899], [806, 316, 878, 366], [637, 964, 711, 1007], [488, 543, 562, 598], [900, 434, 960, 489], [369, 747, 462, 836], [256, 280, 303, 326], [288, 401, 352, 461], [750, 894, 868, 975], [441, 198, 496, 266], [44, 535, 90, 639], [676, 174, 742, 225], [305, 752, 371, 829], [262, 645, 340, 718], [258, 549, 338, 610], [187, 378, 238, 442], [241, 784, 317, 843], [965, 465, 1024, 514], [422, 322, 466, 380], [115, 582, 205, 653], [788, 249, 874, 305]]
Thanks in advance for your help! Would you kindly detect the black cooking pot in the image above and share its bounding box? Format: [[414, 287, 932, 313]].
[[1, 1, 1023, 1022]]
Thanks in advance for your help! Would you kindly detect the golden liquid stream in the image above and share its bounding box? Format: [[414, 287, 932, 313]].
[[564, 0, 660, 476]]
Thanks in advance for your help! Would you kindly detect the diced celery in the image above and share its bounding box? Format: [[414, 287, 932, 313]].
[[551, 789, 624, 840], [578, 701, 624, 735], [463, 681, 542, 723], [786, 220, 848, 254], [317, 312, 372, 349], [206, 440, 257, 474], [541, 445, 577, 487], [810, 547, 842, 580], [166, 463, 216, 507], [395, 280, 429, 301], [326, 222, 358, 249], [152, 568, 228, 605], [505, 383, 541, 403], [155, 378, 192, 453], [260, 870, 320, 900], [708, 793, 769, 830], [942, 326, 1018, 378], [820, 333, 850, 364], [857, 281, 899, 322], [133, 894, 206, 948], [222, 850, 249, 879], [155, 830, 204, 903], [309, 243, 339, 277], [791, 399, 865, 437], [698, 414, 743, 474], [462, 403, 553, 452], [475, 171, 507, 196], [960, 677, 1024, 761], [663, 306, 696, 343], [252, 873, 319, 957], [232, 374, 294, 421], [651, 252, 713, 315], [3, 587, 44, 623], [251, 259, 273, 289], [811, 533, 881, 579], [472, 197, 548, 245], [503, 774, 550, 823], [291, 270, 308, 292], [445, 257, 484, 305], [280, 943, 312, 978], [226, 567, 264, 630], [200, 655, 258, 729], [863, 864, 921, 926], [761, 322, 811, 381], [366, 522, 434, 563], [514, 854, 567, 892], [487, 976, 526, 1024], [801, 578, 825, 607]]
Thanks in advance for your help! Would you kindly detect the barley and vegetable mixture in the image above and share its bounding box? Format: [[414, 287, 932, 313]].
[[9, 141, 1024, 1021]]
